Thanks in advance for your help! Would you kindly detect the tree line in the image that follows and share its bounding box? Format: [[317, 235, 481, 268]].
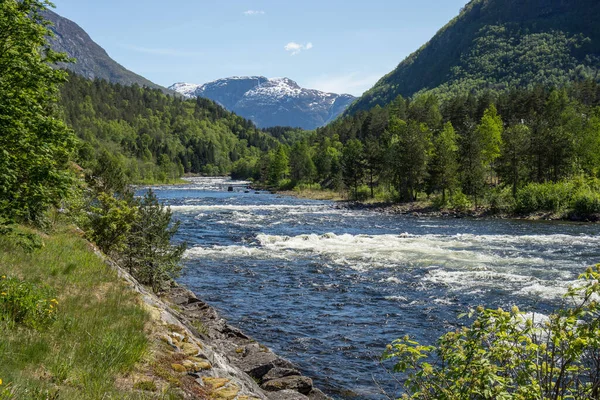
[[256, 82, 600, 216], [60, 72, 279, 183]]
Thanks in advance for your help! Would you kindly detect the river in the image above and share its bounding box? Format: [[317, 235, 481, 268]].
[[147, 177, 600, 399]]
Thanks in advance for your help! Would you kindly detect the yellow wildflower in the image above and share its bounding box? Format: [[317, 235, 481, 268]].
[[50, 299, 58, 304]]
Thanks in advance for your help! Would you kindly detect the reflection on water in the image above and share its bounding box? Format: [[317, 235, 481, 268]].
[[144, 177, 600, 399]]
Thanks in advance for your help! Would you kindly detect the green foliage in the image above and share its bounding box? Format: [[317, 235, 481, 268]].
[[428, 122, 459, 201], [60, 73, 279, 183], [0, 227, 149, 399], [347, 0, 600, 113], [572, 190, 600, 216], [0, 0, 76, 223], [0, 276, 57, 330], [448, 191, 473, 212], [389, 119, 432, 202], [515, 181, 577, 213], [342, 139, 365, 200], [384, 265, 600, 400], [286, 81, 600, 216], [123, 190, 186, 292], [86, 192, 137, 255]]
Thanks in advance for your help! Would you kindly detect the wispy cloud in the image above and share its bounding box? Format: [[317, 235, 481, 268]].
[[121, 45, 204, 58], [306, 72, 383, 96], [284, 42, 313, 56], [243, 10, 265, 16]]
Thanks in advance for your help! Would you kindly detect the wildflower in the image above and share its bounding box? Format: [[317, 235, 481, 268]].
[[50, 299, 58, 304], [1, 293, 5, 296]]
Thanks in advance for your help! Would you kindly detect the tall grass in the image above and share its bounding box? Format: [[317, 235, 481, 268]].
[[0, 226, 150, 399]]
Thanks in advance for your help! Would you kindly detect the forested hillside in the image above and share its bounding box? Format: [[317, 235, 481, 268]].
[[60, 73, 278, 182], [348, 0, 600, 114], [259, 82, 600, 217]]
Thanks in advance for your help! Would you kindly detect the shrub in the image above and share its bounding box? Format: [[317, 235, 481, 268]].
[[384, 264, 600, 399], [0, 276, 58, 330], [122, 190, 186, 293], [449, 191, 472, 212], [485, 187, 515, 213], [572, 191, 600, 216], [515, 181, 575, 213]]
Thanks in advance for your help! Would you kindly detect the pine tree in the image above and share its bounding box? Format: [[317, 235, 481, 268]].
[[428, 122, 459, 202]]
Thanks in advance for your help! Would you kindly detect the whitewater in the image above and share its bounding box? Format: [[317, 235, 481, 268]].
[[146, 178, 600, 399]]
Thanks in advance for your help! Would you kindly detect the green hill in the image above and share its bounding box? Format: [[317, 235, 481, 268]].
[[60, 73, 278, 183], [347, 0, 600, 114]]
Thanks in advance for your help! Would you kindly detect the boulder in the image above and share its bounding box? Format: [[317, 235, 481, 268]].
[[236, 351, 278, 379], [267, 390, 309, 400], [261, 376, 313, 395], [263, 367, 301, 382], [308, 388, 330, 399]]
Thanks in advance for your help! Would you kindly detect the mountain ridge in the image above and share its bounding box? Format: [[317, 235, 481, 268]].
[[43, 10, 169, 92], [347, 0, 600, 114], [170, 76, 355, 130]]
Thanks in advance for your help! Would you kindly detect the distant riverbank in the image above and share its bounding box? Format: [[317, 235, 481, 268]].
[[274, 187, 600, 223]]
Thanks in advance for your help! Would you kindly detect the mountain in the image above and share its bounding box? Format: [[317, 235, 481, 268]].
[[43, 10, 167, 91], [170, 77, 355, 130], [347, 0, 600, 114]]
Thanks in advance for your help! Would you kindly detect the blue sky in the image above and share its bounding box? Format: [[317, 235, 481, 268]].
[[51, 0, 468, 96]]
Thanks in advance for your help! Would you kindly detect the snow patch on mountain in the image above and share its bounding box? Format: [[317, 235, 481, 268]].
[[168, 77, 355, 129]]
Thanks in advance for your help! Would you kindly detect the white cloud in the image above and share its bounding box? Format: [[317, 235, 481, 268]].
[[306, 72, 383, 96], [243, 10, 265, 16], [284, 42, 313, 56]]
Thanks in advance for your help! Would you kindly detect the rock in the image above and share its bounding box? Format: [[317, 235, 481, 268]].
[[236, 351, 278, 379], [267, 390, 309, 400], [171, 363, 187, 373], [263, 367, 301, 382], [261, 376, 313, 395], [308, 388, 330, 399]]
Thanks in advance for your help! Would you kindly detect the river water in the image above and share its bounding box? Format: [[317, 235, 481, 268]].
[[148, 177, 600, 399]]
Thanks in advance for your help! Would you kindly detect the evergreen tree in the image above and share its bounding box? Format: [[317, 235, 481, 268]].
[[289, 141, 316, 185], [500, 124, 531, 197], [342, 139, 365, 199], [124, 190, 186, 293], [428, 122, 459, 202], [476, 104, 504, 184], [388, 118, 432, 202]]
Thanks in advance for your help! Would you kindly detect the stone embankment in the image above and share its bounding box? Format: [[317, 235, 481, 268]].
[[99, 246, 329, 400]]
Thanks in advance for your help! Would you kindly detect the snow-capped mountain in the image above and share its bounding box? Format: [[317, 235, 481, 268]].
[[169, 77, 355, 130]]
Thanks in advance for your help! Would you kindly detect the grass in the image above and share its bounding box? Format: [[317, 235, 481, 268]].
[[0, 225, 153, 399]]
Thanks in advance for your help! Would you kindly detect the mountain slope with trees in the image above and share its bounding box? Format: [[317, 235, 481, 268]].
[[347, 0, 600, 114], [60, 73, 279, 183]]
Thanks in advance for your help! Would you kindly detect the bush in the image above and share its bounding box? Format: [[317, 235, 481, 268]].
[[572, 191, 600, 216], [485, 187, 515, 213], [122, 190, 186, 293], [515, 181, 575, 213], [449, 191, 472, 212], [0, 276, 58, 330], [384, 264, 600, 399]]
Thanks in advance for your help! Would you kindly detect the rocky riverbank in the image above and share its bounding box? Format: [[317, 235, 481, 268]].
[[101, 246, 330, 400], [272, 187, 599, 223]]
